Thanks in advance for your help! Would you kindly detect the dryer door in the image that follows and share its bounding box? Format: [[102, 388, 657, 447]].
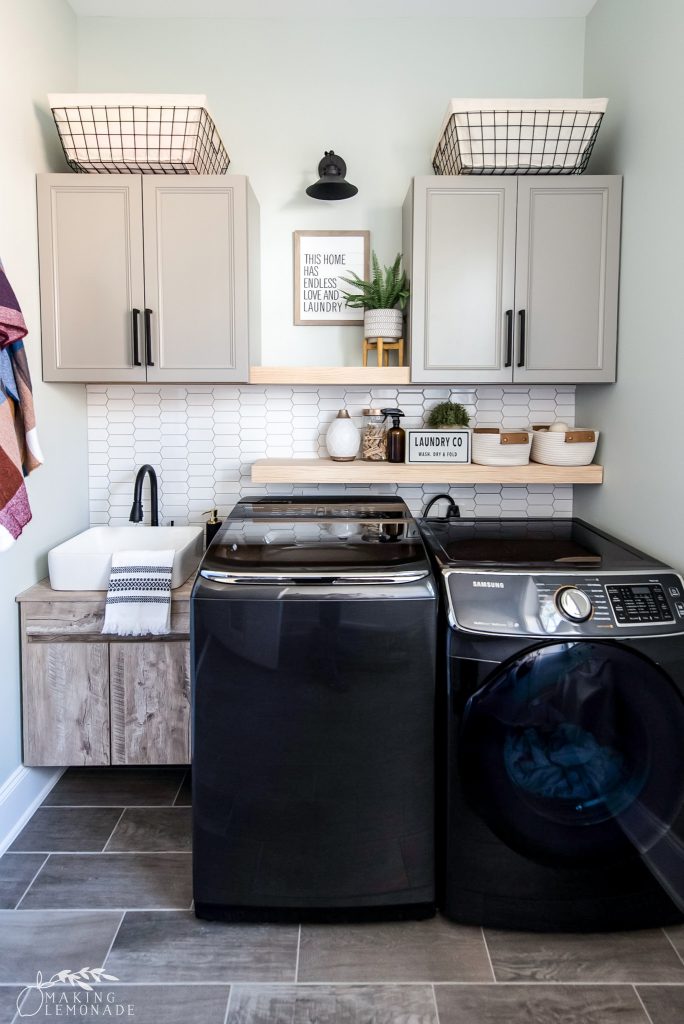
[[460, 641, 684, 899]]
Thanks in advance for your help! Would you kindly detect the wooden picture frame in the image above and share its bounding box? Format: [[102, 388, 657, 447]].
[[293, 229, 370, 326]]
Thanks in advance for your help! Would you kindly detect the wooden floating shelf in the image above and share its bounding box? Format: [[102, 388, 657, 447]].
[[251, 459, 604, 486], [249, 366, 411, 385]]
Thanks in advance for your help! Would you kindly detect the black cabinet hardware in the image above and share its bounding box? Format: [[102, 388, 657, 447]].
[[505, 309, 513, 367], [517, 309, 526, 367], [144, 308, 154, 366], [132, 308, 142, 366]]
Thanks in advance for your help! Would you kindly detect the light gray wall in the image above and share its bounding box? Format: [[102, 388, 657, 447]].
[[0, 0, 89, 791], [77, 15, 586, 365], [576, 0, 684, 567]]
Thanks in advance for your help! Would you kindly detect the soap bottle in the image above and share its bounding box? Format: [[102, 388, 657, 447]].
[[382, 408, 406, 463], [204, 508, 223, 546]]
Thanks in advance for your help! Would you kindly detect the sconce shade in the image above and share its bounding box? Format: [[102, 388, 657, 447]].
[[306, 150, 358, 200]]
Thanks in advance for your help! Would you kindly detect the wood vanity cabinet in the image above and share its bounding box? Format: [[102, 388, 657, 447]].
[[37, 174, 260, 383], [17, 580, 192, 767], [404, 175, 622, 384]]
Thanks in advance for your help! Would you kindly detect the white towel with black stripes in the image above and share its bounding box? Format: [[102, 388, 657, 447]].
[[102, 549, 175, 636]]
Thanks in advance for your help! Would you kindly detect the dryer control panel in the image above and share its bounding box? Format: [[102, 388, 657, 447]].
[[445, 570, 684, 637]]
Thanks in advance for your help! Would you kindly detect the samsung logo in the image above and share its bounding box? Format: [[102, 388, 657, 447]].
[[473, 581, 505, 589]]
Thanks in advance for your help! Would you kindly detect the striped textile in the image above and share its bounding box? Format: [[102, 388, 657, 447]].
[[102, 549, 175, 636], [0, 260, 43, 551]]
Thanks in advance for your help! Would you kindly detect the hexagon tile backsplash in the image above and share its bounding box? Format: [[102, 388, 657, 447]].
[[87, 383, 576, 525]]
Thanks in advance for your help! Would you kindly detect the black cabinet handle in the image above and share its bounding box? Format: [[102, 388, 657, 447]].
[[504, 309, 513, 367], [131, 308, 142, 366], [517, 309, 526, 368], [144, 308, 154, 366]]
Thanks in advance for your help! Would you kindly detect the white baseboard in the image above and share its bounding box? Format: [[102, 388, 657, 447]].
[[0, 765, 64, 855]]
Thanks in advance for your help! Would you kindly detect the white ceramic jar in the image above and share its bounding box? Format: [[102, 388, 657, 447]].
[[326, 409, 360, 462]]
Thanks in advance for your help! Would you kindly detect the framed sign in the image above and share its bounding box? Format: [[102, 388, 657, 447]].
[[294, 230, 370, 326], [406, 429, 471, 464]]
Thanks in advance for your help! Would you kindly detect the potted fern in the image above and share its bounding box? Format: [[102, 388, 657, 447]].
[[341, 252, 409, 341]]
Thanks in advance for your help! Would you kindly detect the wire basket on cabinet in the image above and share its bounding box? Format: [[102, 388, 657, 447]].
[[48, 94, 230, 174], [432, 98, 607, 176]]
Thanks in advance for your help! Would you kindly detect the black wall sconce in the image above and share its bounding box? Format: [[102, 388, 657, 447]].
[[306, 151, 358, 201]]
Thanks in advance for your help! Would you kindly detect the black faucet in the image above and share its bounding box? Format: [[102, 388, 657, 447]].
[[129, 465, 159, 526], [422, 493, 461, 519]]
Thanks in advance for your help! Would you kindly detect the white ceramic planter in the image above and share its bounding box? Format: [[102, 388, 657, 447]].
[[364, 308, 403, 339], [326, 410, 361, 462]]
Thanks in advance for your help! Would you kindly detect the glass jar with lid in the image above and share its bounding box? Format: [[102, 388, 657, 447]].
[[361, 408, 387, 461]]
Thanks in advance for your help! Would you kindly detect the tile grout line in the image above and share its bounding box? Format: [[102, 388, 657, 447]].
[[662, 927, 684, 969], [41, 804, 184, 810], [222, 984, 233, 1024], [101, 809, 127, 853], [13, 855, 49, 910], [480, 927, 497, 983], [294, 924, 301, 983], [172, 772, 188, 807], [632, 984, 656, 1024], [101, 911, 126, 971], [431, 983, 441, 1024], [0, 980, 682, 989]]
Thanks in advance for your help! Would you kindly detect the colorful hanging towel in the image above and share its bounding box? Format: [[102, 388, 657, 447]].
[[0, 260, 43, 551]]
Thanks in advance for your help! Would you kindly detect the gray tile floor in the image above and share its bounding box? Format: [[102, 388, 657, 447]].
[[0, 768, 682, 1023]]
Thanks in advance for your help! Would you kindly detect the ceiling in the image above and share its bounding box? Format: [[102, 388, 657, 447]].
[[67, 0, 598, 18]]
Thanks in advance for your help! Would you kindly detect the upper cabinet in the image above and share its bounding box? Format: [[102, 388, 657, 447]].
[[37, 174, 260, 383], [404, 176, 622, 384]]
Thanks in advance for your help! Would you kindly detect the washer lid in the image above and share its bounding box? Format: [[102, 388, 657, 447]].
[[230, 496, 414, 521], [200, 517, 431, 582]]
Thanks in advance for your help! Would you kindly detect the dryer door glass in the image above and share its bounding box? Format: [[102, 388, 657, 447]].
[[460, 641, 684, 905]]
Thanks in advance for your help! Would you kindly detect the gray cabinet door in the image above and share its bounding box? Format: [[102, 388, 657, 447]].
[[110, 641, 191, 765], [513, 176, 622, 383], [37, 175, 146, 383], [407, 177, 517, 383], [22, 640, 110, 766], [142, 176, 258, 383]]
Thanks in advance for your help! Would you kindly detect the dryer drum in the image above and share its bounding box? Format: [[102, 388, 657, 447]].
[[459, 641, 684, 875]]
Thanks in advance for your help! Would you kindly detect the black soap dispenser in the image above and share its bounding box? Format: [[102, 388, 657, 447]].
[[204, 508, 223, 546], [382, 408, 406, 463]]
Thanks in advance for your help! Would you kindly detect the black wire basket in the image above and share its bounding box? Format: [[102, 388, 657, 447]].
[[49, 96, 230, 174], [432, 102, 607, 176]]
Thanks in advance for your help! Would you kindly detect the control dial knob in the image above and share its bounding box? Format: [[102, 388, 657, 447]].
[[556, 586, 593, 623]]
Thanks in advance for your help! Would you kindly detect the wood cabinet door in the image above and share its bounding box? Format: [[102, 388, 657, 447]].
[[22, 642, 110, 766], [513, 176, 622, 383], [142, 176, 254, 383], [407, 177, 517, 383], [37, 174, 146, 382], [110, 642, 191, 765]]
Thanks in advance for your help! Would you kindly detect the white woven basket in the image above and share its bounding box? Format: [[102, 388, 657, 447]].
[[472, 428, 531, 467], [531, 426, 599, 466]]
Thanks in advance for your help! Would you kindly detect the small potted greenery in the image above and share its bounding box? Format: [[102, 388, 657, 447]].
[[426, 401, 470, 429], [340, 252, 409, 340]]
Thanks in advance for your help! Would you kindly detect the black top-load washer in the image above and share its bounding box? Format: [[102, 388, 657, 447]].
[[419, 516, 684, 932], [192, 496, 437, 922]]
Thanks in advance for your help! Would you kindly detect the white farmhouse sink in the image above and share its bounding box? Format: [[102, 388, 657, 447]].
[[48, 526, 204, 591]]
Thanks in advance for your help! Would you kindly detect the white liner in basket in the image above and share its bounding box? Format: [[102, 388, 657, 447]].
[[531, 427, 599, 467], [472, 428, 532, 467]]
